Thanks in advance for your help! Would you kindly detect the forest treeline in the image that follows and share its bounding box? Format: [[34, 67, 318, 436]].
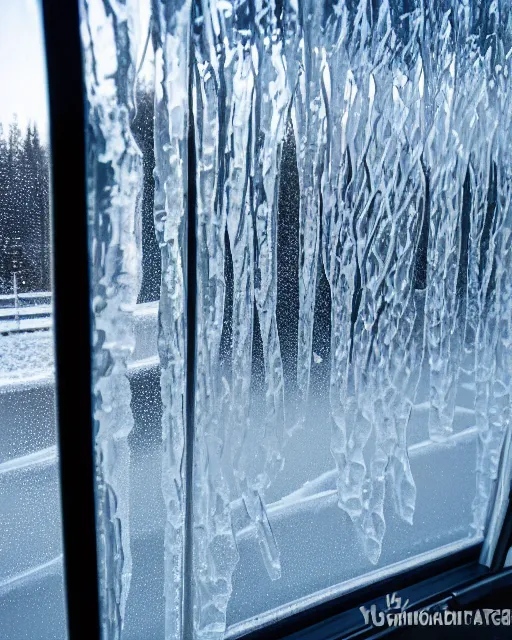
[[0, 88, 160, 299], [0, 118, 50, 294]]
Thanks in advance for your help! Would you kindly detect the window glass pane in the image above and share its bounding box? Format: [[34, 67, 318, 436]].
[[0, 1, 66, 638], [81, 1, 512, 639]]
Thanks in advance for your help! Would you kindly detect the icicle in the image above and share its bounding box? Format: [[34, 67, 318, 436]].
[[321, 0, 369, 531], [191, 0, 240, 636], [224, 39, 255, 487], [152, 1, 191, 639], [223, 31, 284, 587], [293, 0, 327, 424], [422, 2, 476, 443], [80, 0, 143, 636], [251, 0, 289, 496]]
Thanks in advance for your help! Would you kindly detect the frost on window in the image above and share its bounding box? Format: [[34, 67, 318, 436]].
[[78, 0, 512, 639]]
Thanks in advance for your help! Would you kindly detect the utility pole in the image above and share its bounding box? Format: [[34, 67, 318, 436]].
[[13, 271, 20, 330]]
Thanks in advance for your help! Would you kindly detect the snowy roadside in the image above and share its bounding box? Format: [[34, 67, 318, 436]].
[[0, 330, 54, 385]]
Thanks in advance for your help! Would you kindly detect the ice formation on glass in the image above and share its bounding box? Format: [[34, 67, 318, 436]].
[[151, 1, 191, 639], [318, 1, 426, 562], [189, 2, 301, 635], [191, 3, 240, 638], [80, 0, 143, 637], [167, 0, 512, 634], [83, 0, 512, 637]]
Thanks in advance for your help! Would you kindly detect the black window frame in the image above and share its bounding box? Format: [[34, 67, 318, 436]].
[[41, 2, 512, 639]]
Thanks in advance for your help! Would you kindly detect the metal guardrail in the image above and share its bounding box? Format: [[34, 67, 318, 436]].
[[0, 291, 53, 333], [0, 291, 52, 306]]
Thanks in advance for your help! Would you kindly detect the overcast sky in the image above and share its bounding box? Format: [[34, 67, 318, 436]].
[[0, 0, 49, 140]]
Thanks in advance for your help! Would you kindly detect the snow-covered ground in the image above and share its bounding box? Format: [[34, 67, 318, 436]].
[[0, 329, 54, 385]]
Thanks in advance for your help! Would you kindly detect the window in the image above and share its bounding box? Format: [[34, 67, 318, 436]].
[[0, 1, 66, 638], [3, 1, 512, 640]]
